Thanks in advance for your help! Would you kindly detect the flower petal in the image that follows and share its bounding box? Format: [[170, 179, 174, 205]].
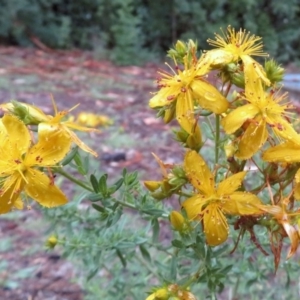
[[25, 169, 68, 207], [182, 194, 208, 220], [191, 80, 229, 114], [217, 171, 246, 196], [149, 87, 175, 108], [222, 192, 263, 215], [202, 49, 235, 68], [203, 203, 229, 246], [242, 55, 270, 86], [272, 118, 300, 144], [25, 123, 72, 167], [235, 120, 268, 160], [176, 92, 195, 134], [0, 176, 24, 214], [184, 151, 214, 195], [1, 114, 31, 155], [262, 141, 300, 163], [221, 104, 259, 134]]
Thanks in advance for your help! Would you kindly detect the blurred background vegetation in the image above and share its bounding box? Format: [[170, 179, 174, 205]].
[[0, 0, 300, 65]]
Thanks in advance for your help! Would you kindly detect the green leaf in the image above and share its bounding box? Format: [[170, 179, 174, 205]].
[[142, 208, 165, 217], [139, 244, 151, 263], [61, 146, 78, 166], [87, 268, 99, 281], [171, 239, 185, 248], [170, 255, 177, 281], [92, 204, 105, 213], [152, 218, 160, 243], [90, 174, 100, 193], [108, 178, 124, 194], [88, 193, 103, 202], [116, 249, 127, 267], [99, 174, 108, 195]]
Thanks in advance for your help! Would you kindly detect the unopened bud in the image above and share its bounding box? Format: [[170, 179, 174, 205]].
[[46, 235, 58, 249], [265, 59, 284, 84], [144, 181, 161, 192], [170, 211, 185, 231]]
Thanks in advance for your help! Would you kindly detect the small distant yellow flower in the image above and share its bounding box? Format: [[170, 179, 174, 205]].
[[222, 80, 299, 160], [206, 26, 270, 85], [1, 99, 98, 156], [182, 151, 262, 246], [149, 55, 228, 134], [76, 112, 113, 128], [0, 115, 71, 214]]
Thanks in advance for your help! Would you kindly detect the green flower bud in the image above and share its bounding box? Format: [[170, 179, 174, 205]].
[[265, 59, 284, 84]]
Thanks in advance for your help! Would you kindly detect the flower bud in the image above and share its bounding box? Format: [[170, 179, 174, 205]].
[[144, 181, 161, 192], [170, 211, 185, 231], [1, 101, 48, 125], [46, 235, 58, 249], [265, 59, 284, 84]]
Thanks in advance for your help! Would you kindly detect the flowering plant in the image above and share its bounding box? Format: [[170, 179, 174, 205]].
[[1, 26, 300, 299]]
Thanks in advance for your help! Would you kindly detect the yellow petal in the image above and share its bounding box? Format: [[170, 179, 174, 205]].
[[235, 120, 268, 160], [272, 118, 300, 144], [149, 87, 175, 108], [176, 92, 195, 134], [263, 141, 300, 163], [217, 171, 246, 196], [202, 49, 235, 68], [25, 123, 72, 167], [242, 55, 270, 86], [221, 104, 259, 134], [191, 80, 229, 114], [182, 194, 208, 220], [184, 151, 214, 195], [25, 169, 68, 207], [2, 114, 31, 155], [203, 203, 229, 246], [0, 176, 24, 214], [222, 192, 263, 215], [66, 127, 98, 157], [294, 183, 300, 200]]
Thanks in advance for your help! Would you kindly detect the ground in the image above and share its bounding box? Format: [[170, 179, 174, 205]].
[[0, 46, 184, 300]]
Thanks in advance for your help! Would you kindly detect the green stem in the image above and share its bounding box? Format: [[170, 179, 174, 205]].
[[56, 168, 94, 192], [215, 114, 220, 165]]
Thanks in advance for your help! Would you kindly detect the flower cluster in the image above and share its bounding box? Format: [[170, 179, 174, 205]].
[[0, 99, 97, 214], [146, 25, 300, 283]]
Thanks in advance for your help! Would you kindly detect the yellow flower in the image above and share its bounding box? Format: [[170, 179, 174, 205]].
[[182, 151, 262, 246], [1, 99, 98, 156], [222, 79, 298, 160], [0, 115, 71, 214], [149, 55, 228, 134], [206, 26, 270, 85]]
